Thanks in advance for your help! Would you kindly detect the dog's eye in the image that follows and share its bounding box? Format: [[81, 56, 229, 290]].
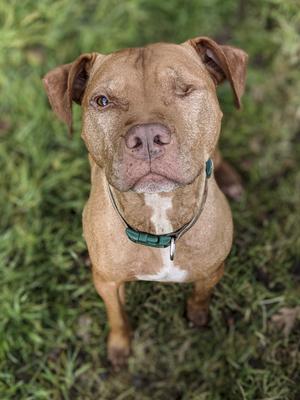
[[95, 95, 110, 107], [175, 84, 195, 96]]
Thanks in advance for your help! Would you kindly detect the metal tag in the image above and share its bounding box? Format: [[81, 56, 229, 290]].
[[170, 237, 176, 261]]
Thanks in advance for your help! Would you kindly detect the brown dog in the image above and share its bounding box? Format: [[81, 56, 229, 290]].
[[43, 36, 248, 369]]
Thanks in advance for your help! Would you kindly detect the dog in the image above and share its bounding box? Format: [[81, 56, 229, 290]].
[[43, 35, 248, 369]]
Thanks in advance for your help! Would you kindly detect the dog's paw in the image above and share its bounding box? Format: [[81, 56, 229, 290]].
[[186, 306, 209, 328], [107, 331, 131, 371], [108, 345, 130, 371]]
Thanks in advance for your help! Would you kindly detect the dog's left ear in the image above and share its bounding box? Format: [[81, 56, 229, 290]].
[[182, 36, 248, 108], [43, 53, 99, 135]]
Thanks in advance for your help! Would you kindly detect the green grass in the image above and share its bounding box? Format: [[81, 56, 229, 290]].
[[1, 1, 300, 399]]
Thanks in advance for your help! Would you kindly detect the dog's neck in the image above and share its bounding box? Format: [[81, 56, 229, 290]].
[[107, 176, 202, 235]]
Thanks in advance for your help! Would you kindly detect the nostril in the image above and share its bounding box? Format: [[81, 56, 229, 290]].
[[126, 134, 143, 149], [153, 135, 163, 145], [133, 136, 142, 149], [153, 133, 170, 145]]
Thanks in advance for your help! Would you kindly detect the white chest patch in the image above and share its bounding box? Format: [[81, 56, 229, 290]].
[[135, 194, 188, 282]]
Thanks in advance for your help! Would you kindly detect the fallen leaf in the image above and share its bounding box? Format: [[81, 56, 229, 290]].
[[77, 314, 92, 343], [271, 306, 300, 337]]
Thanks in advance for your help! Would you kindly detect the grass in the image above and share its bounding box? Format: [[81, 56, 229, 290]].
[[0, 0, 300, 399]]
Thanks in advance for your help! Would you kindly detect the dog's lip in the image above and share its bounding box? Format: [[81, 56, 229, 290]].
[[133, 172, 177, 187]]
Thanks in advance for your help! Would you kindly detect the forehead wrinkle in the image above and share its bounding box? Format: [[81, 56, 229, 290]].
[[91, 50, 138, 78], [112, 47, 148, 74], [88, 78, 127, 97], [149, 43, 209, 75], [133, 48, 146, 96], [88, 53, 144, 96], [133, 48, 144, 70], [134, 47, 156, 95], [151, 62, 207, 88]]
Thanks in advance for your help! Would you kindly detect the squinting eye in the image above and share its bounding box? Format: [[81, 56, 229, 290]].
[[176, 84, 194, 96], [96, 95, 110, 107]]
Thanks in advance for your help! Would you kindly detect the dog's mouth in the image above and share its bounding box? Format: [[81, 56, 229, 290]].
[[132, 172, 180, 193], [110, 141, 202, 193]]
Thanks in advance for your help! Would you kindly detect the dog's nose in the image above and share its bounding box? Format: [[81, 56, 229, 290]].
[[125, 123, 171, 160]]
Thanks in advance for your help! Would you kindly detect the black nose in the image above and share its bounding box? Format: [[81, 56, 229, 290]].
[[125, 123, 171, 160]]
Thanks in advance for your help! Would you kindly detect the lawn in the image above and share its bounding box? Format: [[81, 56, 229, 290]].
[[0, 1, 300, 399]]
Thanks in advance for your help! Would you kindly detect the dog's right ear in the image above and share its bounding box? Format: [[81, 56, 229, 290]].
[[43, 53, 99, 135]]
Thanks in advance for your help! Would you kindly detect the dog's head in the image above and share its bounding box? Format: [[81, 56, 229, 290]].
[[43, 37, 248, 193]]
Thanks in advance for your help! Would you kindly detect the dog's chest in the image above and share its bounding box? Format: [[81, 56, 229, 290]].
[[135, 194, 188, 282]]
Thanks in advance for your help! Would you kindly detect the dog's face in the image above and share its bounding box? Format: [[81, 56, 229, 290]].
[[81, 43, 223, 193], [43, 37, 247, 193]]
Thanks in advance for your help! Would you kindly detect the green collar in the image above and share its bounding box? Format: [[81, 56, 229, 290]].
[[107, 158, 213, 260]]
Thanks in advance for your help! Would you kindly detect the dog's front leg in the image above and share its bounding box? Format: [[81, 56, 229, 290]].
[[187, 263, 225, 327], [93, 273, 131, 369]]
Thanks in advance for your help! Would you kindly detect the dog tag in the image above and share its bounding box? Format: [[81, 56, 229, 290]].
[[170, 237, 176, 260]]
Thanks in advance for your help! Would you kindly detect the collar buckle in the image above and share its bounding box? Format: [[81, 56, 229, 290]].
[[125, 228, 172, 248]]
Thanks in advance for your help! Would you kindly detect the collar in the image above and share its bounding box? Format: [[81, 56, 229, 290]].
[[106, 158, 213, 261]]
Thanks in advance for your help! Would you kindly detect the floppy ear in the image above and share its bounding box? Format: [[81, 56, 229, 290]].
[[183, 36, 248, 108], [42, 53, 98, 135]]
